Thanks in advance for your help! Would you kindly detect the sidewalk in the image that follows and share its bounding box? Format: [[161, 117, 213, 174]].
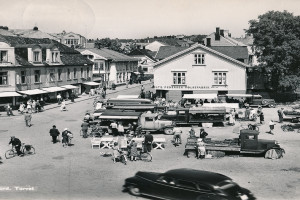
[[0, 81, 152, 118]]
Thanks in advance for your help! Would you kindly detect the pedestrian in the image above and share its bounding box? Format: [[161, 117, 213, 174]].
[[189, 126, 196, 138], [103, 85, 107, 95], [6, 104, 14, 116], [199, 128, 208, 139], [81, 120, 89, 138], [196, 138, 206, 159], [269, 120, 276, 135], [49, 125, 60, 144], [32, 100, 36, 113], [60, 99, 67, 111], [61, 128, 70, 147], [18, 103, 25, 114], [278, 108, 284, 123], [259, 111, 265, 124], [117, 122, 125, 136], [129, 140, 138, 161], [24, 111, 32, 127], [40, 98, 45, 110], [57, 93, 62, 105], [173, 127, 182, 144], [110, 121, 118, 137], [245, 106, 250, 120], [144, 132, 153, 153], [126, 79, 129, 88], [70, 92, 75, 102], [112, 142, 120, 163], [27, 99, 32, 113], [36, 100, 41, 112]]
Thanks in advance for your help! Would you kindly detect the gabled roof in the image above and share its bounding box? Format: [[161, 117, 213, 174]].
[[9, 29, 59, 40], [209, 46, 248, 60], [233, 35, 254, 46], [155, 46, 188, 60], [153, 43, 249, 69], [0, 35, 93, 66], [127, 49, 156, 61], [79, 48, 138, 62]]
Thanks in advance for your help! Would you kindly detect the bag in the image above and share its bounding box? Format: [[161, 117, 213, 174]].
[[25, 145, 32, 151]]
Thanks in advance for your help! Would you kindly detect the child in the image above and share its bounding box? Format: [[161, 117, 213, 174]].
[[112, 142, 120, 163], [129, 140, 138, 161], [269, 120, 275, 135]]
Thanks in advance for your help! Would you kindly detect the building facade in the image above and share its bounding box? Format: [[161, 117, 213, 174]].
[[0, 35, 93, 106], [79, 48, 138, 87], [153, 44, 248, 102]]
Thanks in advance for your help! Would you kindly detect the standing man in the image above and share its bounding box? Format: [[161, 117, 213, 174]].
[[81, 120, 89, 138], [278, 108, 284, 123], [9, 136, 22, 156], [24, 111, 32, 127], [199, 128, 208, 139], [6, 104, 14, 116], [144, 132, 154, 153], [57, 93, 62, 105], [49, 125, 60, 144], [70, 92, 75, 102], [110, 121, 118, 137]]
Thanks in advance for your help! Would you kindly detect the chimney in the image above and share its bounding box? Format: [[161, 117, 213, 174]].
[[220, 29, 224, 37], [206, 38, 211, 47], [215, 27, 220, 41]]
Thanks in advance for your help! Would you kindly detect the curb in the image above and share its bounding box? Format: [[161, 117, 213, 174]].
[[0, 82, 152, 117]]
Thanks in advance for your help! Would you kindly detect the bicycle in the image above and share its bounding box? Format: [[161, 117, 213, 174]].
[[135, 147, 152, 162], [116, 150, 128, 165], [171, 135, 181, 147], [5, 143, 35, 159]]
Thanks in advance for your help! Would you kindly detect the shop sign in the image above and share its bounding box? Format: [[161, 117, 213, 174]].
[[155, 85, 210, 90]]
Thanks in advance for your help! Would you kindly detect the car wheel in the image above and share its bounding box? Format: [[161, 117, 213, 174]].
[[268, 104, 275, 108], [164, 128, 173, 135], [128, 185, 141, 196]]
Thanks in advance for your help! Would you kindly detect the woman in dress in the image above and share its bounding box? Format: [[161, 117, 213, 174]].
[[129, 140, 138, 161]]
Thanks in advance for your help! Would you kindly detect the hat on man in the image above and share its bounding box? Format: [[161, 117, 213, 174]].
[[64, 128, 68, 131], [53, 125, 56, 128]]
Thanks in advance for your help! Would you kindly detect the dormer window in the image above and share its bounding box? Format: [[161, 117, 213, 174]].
[[33, 51, 40, 62], [52, 52, 59, 63], [0, 51, 8, 62]]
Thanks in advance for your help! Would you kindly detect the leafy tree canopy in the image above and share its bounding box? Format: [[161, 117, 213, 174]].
[[94, 38, 137, 54], [246, 10, 300, 91]]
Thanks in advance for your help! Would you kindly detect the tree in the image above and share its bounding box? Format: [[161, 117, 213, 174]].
[[246, 10, 300, 92], [95, 38, 123, 53]]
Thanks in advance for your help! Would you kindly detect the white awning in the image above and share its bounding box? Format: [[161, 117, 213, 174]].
[[182, 94, 218, 99], [226, 94, 262, 98], [83, 82, 99, 86], [99, 115, 139, 120], [61, 85, 79, 89], [0, 92, 22, 97], [42, 87, 67, 93], [18, 89, 47, 95], [117, 95, 139, 99]]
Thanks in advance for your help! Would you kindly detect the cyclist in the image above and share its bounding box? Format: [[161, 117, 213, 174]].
[[8, 136, 22, 156]]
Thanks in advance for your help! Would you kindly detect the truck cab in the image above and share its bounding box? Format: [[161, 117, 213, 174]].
[[240, 130, 281, 154], [139, 113, 174, 134]]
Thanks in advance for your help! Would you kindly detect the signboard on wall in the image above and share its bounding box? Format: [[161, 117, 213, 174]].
[[155, 85, 229, 90]]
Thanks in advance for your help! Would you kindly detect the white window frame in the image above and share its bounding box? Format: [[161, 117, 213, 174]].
[[0, 51, 8, 62], [49, 69, 55, 82], [173, 72, 186, 85], [213, 72, 227, 85], [21, 70, 26, 84], [33, 51, 41, 62], [0, 71, 8, 85], [194, 53, 205, 65]]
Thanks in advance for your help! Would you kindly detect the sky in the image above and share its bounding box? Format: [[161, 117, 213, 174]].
[[0, 0, 299, 39]]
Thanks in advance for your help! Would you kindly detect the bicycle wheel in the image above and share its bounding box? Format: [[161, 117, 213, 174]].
[[23, 146, 35, 155], [141, 152, 152, 162], [5, 149, 15, 159]]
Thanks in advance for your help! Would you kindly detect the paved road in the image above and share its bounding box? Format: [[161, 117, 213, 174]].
[[0, 83, 300, 200]]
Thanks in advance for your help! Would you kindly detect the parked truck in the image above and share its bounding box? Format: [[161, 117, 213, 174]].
[[93, 110, 174, 135], [185, 129, 285, 158], [161, 107, 226, 126]]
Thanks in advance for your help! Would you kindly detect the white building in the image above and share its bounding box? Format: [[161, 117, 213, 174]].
[[153, 44, 249, 101]]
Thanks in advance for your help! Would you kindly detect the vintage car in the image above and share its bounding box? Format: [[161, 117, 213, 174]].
[[123, 168, 256, 200], [226, 94, 276, 108]]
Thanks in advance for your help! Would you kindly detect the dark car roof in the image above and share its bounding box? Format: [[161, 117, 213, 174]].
[[162, 168, 231, 185]]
